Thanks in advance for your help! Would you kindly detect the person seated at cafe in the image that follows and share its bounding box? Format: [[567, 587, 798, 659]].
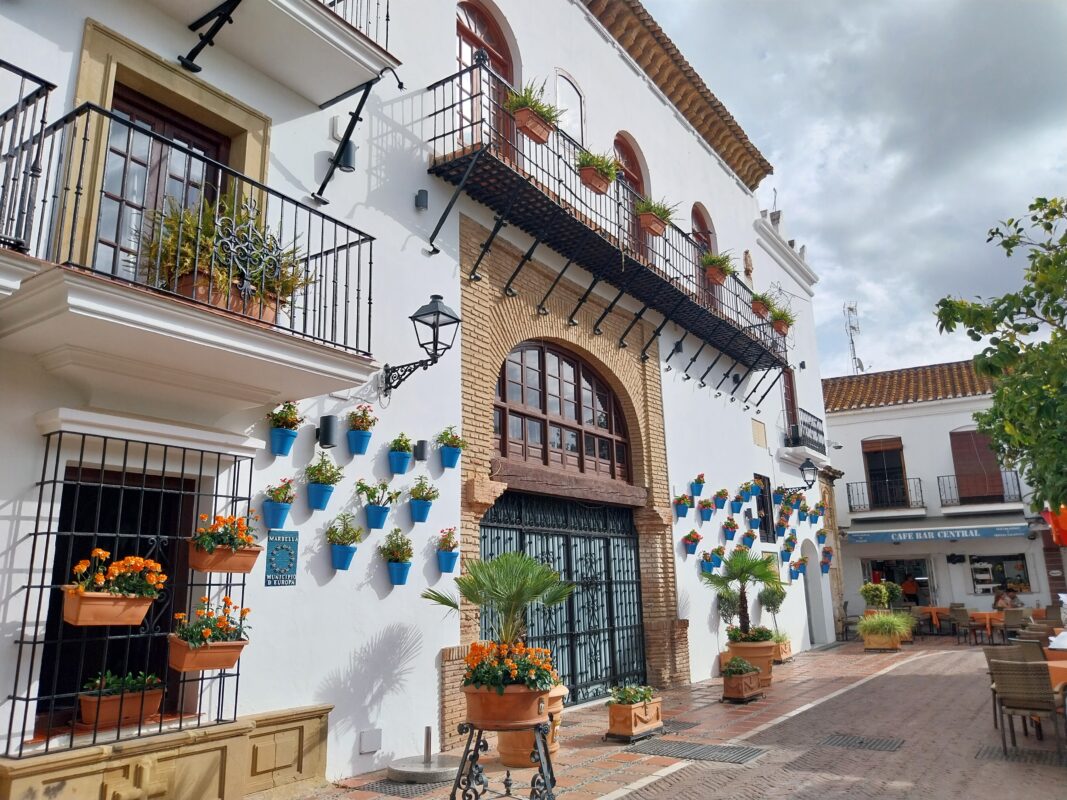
[[1004, 589, 1025, 609], [993, 587, 1008, 609], [900, 574, 919, 603]]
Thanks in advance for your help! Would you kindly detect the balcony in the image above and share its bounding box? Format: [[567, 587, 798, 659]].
[[426, 59, 787, 371], [938, 470, 1024, 515], [785, 408, 826, 454], [144, 0, 399, 107], [847, 478, 926, 518], [0, 91, 376, 424]]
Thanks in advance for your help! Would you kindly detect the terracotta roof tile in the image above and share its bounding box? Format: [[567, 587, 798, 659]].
[[821, 361, 994, 413]]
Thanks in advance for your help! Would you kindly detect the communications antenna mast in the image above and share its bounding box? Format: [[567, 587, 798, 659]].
[[844, 302, 864, 374]]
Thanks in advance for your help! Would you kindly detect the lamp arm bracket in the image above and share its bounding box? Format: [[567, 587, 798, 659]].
[[383, 358, 437, 395]]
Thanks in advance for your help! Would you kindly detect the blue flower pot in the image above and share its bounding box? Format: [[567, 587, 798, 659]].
[[437, 550, 460, 573], [269, 427, 298, 456], [389, 450, 413, 475], [730, 500, 743, 514], [307, 483, 334, 511], [348, 429, 372, 455], [440, 446, 462, 469], [387, 561, 412, 586], [772, 492, 784, 505], [714, 496, 726, 509], [751, 484, 762, 497], [675, 503, 690, 519], [781, 551, 790, 563], [748, 518, 761, 530], [824, 553, 833, 563], [262, 500, 291, 529], [711, 554, 722, 567], [790, 569, 799, 580], [724, 528, 736, 541], [684, 540, 698, 555], [699, 507, 713, 522], [798, 511, 808, 522], [365, 504, 389, 530], [821, 562, 830, 574], [700, 560, 714, 573], [817, 533, 827, 544], [691, 482, 704, 497], [331, 543, 357, 570], [792, 499, 802, 509], [742, 535, 756, 547], [810, 514, 820, 525], [796, 563, 807, 575], [776, 525, 786, 538], [740, 490, 752, 503], [410, 499, 432, 523]]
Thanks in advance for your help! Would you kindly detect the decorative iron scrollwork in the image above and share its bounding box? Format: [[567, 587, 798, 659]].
[[214, 197, 283, 301]]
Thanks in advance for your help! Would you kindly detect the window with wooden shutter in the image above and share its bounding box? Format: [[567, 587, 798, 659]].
[[950, 430, 1004, 502]]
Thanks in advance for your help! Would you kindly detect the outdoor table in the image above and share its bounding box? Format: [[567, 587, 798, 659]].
[[1045, 661, 1067, 689], [1033, 608, 1048, 621], [916, 606, 950, 628], [1044, 648, 1067, 662], [970, 611, 1003, 638]]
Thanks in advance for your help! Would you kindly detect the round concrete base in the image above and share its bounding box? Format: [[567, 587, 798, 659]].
[[386, 754, 462, 783]]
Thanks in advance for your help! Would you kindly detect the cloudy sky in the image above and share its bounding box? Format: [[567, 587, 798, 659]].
[[643, 0, 1067, 377]]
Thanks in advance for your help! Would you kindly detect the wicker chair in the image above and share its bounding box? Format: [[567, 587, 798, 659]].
[[910, 606, 933, 637], [1046, 606, 1064, 627], [992, 608, 1028, 644], [840, 601, 860, 641], [1007, 638, 1048, 662], [988, 660, 1065, 759], [950, 607, 985, 645], [983, 645, 1025, 729]]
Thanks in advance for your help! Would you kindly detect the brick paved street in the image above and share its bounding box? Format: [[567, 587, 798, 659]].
[[294, 640, 1067, 800]]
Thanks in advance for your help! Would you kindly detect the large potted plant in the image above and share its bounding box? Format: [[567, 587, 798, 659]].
[[750, 292, 773, 320], [388, 433, 415, 475], [770, 306, 796, 336], [189, 513, 262, 573], [262, 478, 295, 529], [436, 527, 460, 573], [634, 197, 676, 238], [78, 670, 163, 729], [504, 80, 563, 145], [758, 584, 790, 662], [169, 597, 250, 672], [305, 451, 343, 511], [347, 404, 377, 455], [409, 476, 440, 523], [379, 528, 414, 586], [497, 682, 570, 766], [422, 552, 574, 730], [356, 479, 402, 530], [857, 612, 909, 652], [702, 548, 781, 687], [62, 549, 166, 627], [604, 684, 663, 742], [436, 425, 468, 469], [721, 657, 763, 703], [326, 512, 364, 571], [576, 150, 618, 195], [701, 252, 736, 286], [883, 581, 903, 607], [266, 401, 303, 456]]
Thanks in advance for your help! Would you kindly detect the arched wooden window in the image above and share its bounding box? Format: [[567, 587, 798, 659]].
[[457, 1, 512, 79], [691, 205, 716, 254], [556, 71, 584, 145], [613, 134, 644, 196], [494, 342, 630, 482], [614, 134, 647, 259]]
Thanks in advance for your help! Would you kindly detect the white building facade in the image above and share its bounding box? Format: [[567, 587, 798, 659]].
[[0, 1, 833, 795]]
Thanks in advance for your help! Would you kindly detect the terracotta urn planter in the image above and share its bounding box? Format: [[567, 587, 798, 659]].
[[605, 696, 663, 742], [722, 672, 763, 703], [861, 633, 901, 652], [637, 212, 667, 238], [78, 689, 163, 729], [187, 540, 263, 574], [168, 634, 248, 672], [513, 107, 554, 144], [751, 299, 770, 319], [462, 684, 550, 731], [579, 166, 612, 195], [772, 319, 790, 336], [497, 683, 569, 766], [705, 267, 728, 286], [176, 273, 279, 324], [61, 587, 153, 627], [726, 641, 775, 687], [772, 639, 793, 664]]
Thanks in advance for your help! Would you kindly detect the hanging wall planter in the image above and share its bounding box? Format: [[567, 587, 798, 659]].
[[820, 561, 830, 574], [63, 589, 153, 627], [168, 635, 247, 672], [388, 433, 415, 475], [331, 543, 357, 570], [741, 534, 756, 548], [436, 425, 468, 469], [748, 517, 761, 531], [410, 500, 432, 523], [513, 107, 554, 144], [440, 446, 461, 468], [714, 490, 729, 509], [437, 549, 460, 573], [305, 451, 343, 511], [387, 561, 412, 585], [188, 541, 263, 574], [262, 500, 291, 529], [690, 475, 705, 497], [365, 505, 388, 529], [730, 498, 744, 514], [409, 476, 440, 524], [682, 531, 702, 555], [379, 528, 414, 586], [348, 429, 372, 455], [674, 495, 692, 519], [723, 519, 738, 541], [307, 483, 335, 511], [266, 402, 304, 456], [79, 687, 163, 729], [698, 504, 714, 522], [817, 532, 827, 545], [576, 151, 618, 195], [61, 551, 164, 627], [347, 405, 377, 455], [781, 550, 791, 563], [269, 428, 298, 457]]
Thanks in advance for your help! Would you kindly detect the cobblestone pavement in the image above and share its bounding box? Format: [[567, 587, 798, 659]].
[[289, 639, 1067, 800]]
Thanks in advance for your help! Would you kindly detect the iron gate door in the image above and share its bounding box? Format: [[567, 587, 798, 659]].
[[480, 491, 645, 704]]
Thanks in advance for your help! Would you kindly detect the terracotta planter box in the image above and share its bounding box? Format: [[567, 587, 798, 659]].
[[78, 689, 163, 729], [579, 166, 612, 195], [513, 107, 554, 145], [187, 540, 263, 574], [726, 641, 775, 687], [61, 587, 153, 627], [772, 639, 793, 663], [900, 627, 914, 644], [752, 300, 770, 319], [772, 319, 790, 336], [168, 634, 248, 672], [722, 672, 763, 703], [462, 684, 550, 731], [862, 633, 901, 652], [637, 212, 667, 238], [498, 684, 568, 766], [176, 273, 279, 324], [705, 267, 728, 286], [605, 697, 663, 742]]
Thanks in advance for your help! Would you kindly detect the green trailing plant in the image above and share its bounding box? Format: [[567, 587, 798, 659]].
[[347, 404, 377, 431], [757, 584, 787, 633], [389, 433, 414, 454], [355, 479, 403, 507], [721, 656, 759, 676], [701, 548, 781, 634], [82, 670, 162, 695], [576, 150, 619, 181], [700, 251, 736, 274], [267, 402, 303, 430], [607, 684, 656, 704], [305, 451, 344, 486], [410, 475, 440, 502], [856, 613, 911, 638], [503, 80, 564, 125], [325, 512, 364, 546], [377, 528, 413, 563], [421, 551, 574, 645], [435, 425, 468, 449], [859, 582, 889, 609], [770, 306, 797, 326], [635, 196, 678, 223]]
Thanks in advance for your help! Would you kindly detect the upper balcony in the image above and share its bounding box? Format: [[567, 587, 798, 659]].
[[145, 0, 399, 107], [425, 58, 787, 372], [938, 470, 1024, 515], [846, 477, 926, 519]]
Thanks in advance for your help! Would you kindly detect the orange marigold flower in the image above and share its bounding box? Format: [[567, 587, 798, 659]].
[[200, 595, 210, 603], [146, 573, 158, 585], [196, 609, 206, 618], [72, 563, 88, 575], [199, 513, 209, 521], [93, 573, 105, 585], [240, 608, 251, 618], [201, 628, 212, 638]]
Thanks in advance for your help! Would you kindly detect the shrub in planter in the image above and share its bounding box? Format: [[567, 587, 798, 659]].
[[605, 684, 663, 741], [422, 552, 573, 729], [771, 631, 793, 664], [576, 150, 618, 194], [856, 612, 910, 652], [190, 513, 262, 573], [409, 475, 440, 523], [682, 530, 702, 555], [859, 581, 889, 610], [379, 528, 414, 586], [883, 581, 903, 606], [714, 488, 729, 509], [674, 494, 693, 518], [305, 451, 344, 511], [723, 516, 739, 540], [697, 498, 715, 521], [690, 472, 706, 497], [504, 80, 563, 144], [721, 656, 763, 703], [436, 425, 468, 469], [750, 291, 773, 320], [436, 527, 460, 573], [356, 479, 402, 530], [79, 670, 163, 728], [770, 305, 796, 336], [388, 433, 415, 475], [266, 401, 304, 456], [700, 252, 736, 286], [326, 512, 364, 570], [758, 583, 787, 636], [730, 494, 744, 514], [634, 197, 677, 238], [346, 404, 377, 455], [62, 549, 166, 627], [262, 478, 295, 529], [169, 597, 250, 672]]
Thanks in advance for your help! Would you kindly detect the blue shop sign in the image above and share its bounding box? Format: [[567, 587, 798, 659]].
[[265, 529, 299, 586], [847, 524, 1028, 545]]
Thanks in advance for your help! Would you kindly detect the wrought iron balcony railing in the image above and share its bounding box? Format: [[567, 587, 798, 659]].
[[0, 101, 374, 353], [426, 57, 787, 371], [938, 470, 1022, 507], [784, 407, 826, 455], [847, 478, 925, 513], [316, 0, 391, 51]]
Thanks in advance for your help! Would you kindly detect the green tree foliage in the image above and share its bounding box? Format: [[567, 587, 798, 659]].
[[700, 548, 780, 633]]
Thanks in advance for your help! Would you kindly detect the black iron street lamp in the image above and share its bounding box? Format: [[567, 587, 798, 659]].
[[780, 457, 819, 495], [382, 295, 461, 395]]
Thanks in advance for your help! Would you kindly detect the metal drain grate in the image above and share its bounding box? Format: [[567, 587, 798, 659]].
[[356, 780, 453, 797], [627, 739, 766, 764], [662, 720, 699, 733], [820, 734, 903, 752], [975, 746, 1067, 766]]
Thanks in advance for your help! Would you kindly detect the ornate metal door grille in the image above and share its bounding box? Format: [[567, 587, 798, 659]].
[[480, 491, 645, 704]]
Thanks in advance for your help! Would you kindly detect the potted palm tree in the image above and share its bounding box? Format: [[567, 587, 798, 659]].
[[721, 657, 763, 703], [770, 306, 796, 336], [347, 404, 377, 455], [634, 197, 677, 238], [750, 292, 773, 320], [326, 512, 363, 570], [576, 150, 618, 195], [504, 80, 563, 144], [700, 252, 736, 286], [422, 552, 574, 730], [702, 548, 781, 687], [605, 684, 663, 742], [266, 401, 303, 456]]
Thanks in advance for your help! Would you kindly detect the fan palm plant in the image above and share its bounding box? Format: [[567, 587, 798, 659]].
[[421, 552, 574, 645], [701, 548, 781, 633]]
